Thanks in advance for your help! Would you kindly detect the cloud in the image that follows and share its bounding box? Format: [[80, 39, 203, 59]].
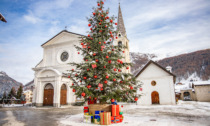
[[23, 11, 42, 24]]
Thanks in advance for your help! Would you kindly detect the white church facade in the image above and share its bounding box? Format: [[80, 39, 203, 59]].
[[136, 60, 176, 105], [32, 4, 130, 107]]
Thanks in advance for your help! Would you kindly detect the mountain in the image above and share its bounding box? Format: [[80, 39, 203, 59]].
[[130, 49, 210, 81], [0, 71, 22, 97]]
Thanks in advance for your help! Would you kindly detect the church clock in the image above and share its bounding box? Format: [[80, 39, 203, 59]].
[[60, 51, 69, 62]]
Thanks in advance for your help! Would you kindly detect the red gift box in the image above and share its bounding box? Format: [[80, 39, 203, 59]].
[[112, 105, 119, 116], [84, 106, 89, 113], [119, 115, 123, 122], [111, 116, 120, 124]]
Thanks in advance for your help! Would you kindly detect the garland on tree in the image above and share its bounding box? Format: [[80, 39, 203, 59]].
[[68, 0, 141, 103]]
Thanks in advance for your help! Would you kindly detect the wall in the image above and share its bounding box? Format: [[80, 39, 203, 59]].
[[194, 85, 210, 102]]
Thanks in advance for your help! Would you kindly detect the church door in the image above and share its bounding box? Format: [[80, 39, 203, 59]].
[[43, 83, 54, 106], [60, 84, 67, 105], [151, 91, 159, 104]]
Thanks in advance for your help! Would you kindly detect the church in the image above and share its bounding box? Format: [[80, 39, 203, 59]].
[[32, 4, 130, 107]]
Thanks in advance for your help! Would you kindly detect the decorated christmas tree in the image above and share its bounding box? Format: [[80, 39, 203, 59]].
[[68, 0, 141, 104]]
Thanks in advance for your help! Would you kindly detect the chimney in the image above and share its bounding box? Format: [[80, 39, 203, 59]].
[[166, 66, 172, 73]]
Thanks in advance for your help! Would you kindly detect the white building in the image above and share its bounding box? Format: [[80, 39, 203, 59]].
[[32, 4, 130, 107], [136, 60, 176, 105]]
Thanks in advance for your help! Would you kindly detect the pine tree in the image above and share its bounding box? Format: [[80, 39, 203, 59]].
[[8, 87, 16, 98], [68, 0, 141, 103], [16, 85, 23, 99]]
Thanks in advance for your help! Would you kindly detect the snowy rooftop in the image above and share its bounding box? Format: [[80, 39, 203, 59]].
[[193, 80, 210, 86]]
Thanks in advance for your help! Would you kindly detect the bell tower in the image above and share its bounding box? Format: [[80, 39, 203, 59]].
[[113, 3, 130, 73]]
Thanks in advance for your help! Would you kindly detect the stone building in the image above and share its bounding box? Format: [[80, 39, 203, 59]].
[[32, 4, 130, 107], [180, 89, 197, 101], [136, 60, 176, 105], [194, 81, 210, 102]]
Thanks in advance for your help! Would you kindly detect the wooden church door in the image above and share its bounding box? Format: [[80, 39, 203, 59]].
[[151, 91, 159, 104], [43, 83, 54, 106], [60, 84, 67, 105]]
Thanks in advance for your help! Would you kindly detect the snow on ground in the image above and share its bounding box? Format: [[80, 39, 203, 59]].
[[58, 101, 210, 126]]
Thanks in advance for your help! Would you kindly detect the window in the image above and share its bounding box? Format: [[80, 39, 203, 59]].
[[118, 34, 121, 37], [118, 41, 122, 47], [151, 81, 156, 86], [60, 51, 69, 62]]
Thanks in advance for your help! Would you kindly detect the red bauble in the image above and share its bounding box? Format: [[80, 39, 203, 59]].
[[88, 24, 91, 27], [118, 69, 121, 72], [110, 20, 113, 23], [93, 12, 96, 15], [104, 41, 106, 44], [78, 52, 80, 54], [134, 97, 138, 101], [75, 74, 78, 76], [72, 83, 74, 86], [115, 23, 117, 25], [87, 68, 90, 71], [98, 3, 100, 6], [90, 28, 92, 30], [87, 85, 91, 89], [108, 60, 111, 64], [120, 81, 123, 84], [93, 53, 96, 56], [100, 88, 103, 91], [105, 25, 107, 28], [95, 59, 99, 62], [91, 38, 93, 40], [88, 46, 91, 49], [100, 49, 103, 51], [94, 75, 97, 78], [113, 78, 116, 81], [130, 86, 133, 90], [72, 69, 74, 71], [126, 67, 129, 69], [99, 22, 101, 25], [101, 1, 104, 4], [114, 68, 117, 71], [123, 51, 125, 53], [106, 75, 109, 79], [81, 43, 83, 45], [106, 56, 109, 58], [81, 92, 86, 97], [116, 37, 118, 39], [112, 49, 114, 51], [72, 89, 76, 92], [106, 12, 108, 14], [111, 99, 115, 102], [110, 34, 113, 37], [104, 66, 106, 68], [109, 31, 112, 34], [83, 77, 87, 80], [86, 59, 88, 62], [106, 16, 109, 19], [104, 80, 108, 84], [88, 34, 90, 37], [99, 30, 102, 32], [121, 105, 123, 108], [68, 76, 70, 78]]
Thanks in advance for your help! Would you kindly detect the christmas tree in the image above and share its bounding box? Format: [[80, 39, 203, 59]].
[[68, 0, 141, 103]]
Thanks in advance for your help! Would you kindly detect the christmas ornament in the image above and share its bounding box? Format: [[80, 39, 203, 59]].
[[72, 89, 76, 92], [104, 66, 106, 68], [104, 80, 108, 84], [95, 59, 99, 62], [104, 41, 106, 44], [126, 67, 129, 69], [88, 24, 91, 27], [98, 3, 100, 6], [113, 78, 116, 81], [81, 92, 86, 97], [118, 69, 121, 72], [123, 51, 125, 53], [99, 42, 101, 44], [108, 60, 111, 64], [100, 88, 103, 91], [114, 68, 117, 71], [98, 83, 103, 87], [88, 34, 90, 37], [68, 76, 70, 78], [115, 23, 117, 25], [82, 45, 87, 48], [93, 12, 96, 15], [87, 68, 90, 71], [92, 64, 97, 68], [106, 56, 109, 58], [130, 86, 133, 90], [78, 52, 80, 54], [135, 97, 138, 101], [72, 83, 74, 86], [106, 75, 109, 79], [81, 42, 84, 45], [116, 36, 118, 39], [93, 53, 96, 56], [72, 69, 74, 71], [140, 88, 143, 91], [83, 77, 87, 80], [110, 20, 113, 23], [111, 99, 115, 102], [94, 75, 97, 78]]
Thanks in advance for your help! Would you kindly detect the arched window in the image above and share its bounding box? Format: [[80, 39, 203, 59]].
[[118, 34, 121, 37], [118, 41, 122, 47]]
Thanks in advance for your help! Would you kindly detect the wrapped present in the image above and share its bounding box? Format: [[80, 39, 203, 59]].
[[112, 105, 120, 116], [111, 116, 120, 124], [119, 112, 123, 115], [94, 118, 100, 124], [111, 101, 117, 105], [100, 112, 111, 125], [119, 115, 123, 122], [84, 112, 90, 115], [83, 115, 91, 123], [88, 104, 112, 115], [84, 106, 89, 113]]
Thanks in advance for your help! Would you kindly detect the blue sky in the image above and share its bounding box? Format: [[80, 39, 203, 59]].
[[0, 0, 210, 84]]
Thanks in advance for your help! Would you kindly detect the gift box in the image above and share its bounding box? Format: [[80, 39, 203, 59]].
[[83, 115, 91, 123], [119, 115, 123, 122], [112, 105, 120, 116], [111, 116, 120, 124], [84, 106, 89, 113], [100, 112, 111, 125], [88, 104, 112, 115], [94, 118, 100, 124]]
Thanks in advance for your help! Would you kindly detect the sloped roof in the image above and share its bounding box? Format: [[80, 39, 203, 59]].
[[41, 30, 85, 47], [117, 3, 126, 36], [0, 13, 7, 23], [135, 60, 176, 82]]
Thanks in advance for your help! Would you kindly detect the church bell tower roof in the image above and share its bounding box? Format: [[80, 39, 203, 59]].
[[117, 3, 126, 36]]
